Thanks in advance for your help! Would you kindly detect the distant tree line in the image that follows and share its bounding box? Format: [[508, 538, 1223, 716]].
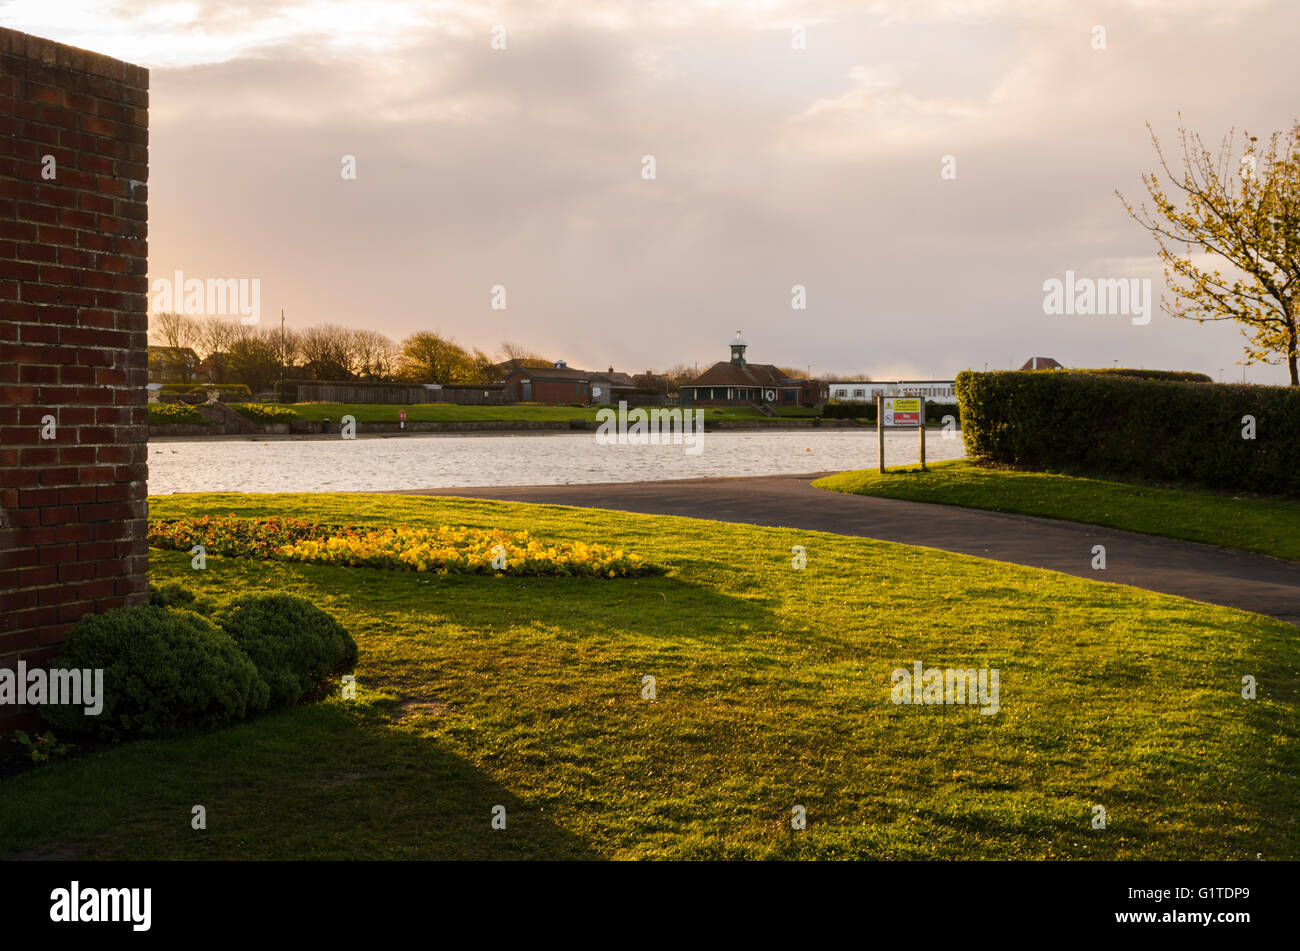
[[147, 313, 562, 392], [147, 313, 827, 395]]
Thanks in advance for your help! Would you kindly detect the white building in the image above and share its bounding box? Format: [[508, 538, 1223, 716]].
[[827, 380, 957, 404]]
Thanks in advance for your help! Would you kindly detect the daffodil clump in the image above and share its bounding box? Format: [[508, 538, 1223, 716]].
[[148, 516, 655, 578]]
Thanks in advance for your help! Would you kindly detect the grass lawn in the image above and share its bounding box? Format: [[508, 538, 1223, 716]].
[[814, 460, 1300, 563], [283, 403, 816, 423], [2, 493, 1296, 859]]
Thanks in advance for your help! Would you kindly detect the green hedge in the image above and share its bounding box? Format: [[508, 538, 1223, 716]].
[[822, 402, 872, 420], [955, 371, 1300, 497], [189, 383, 251, 396], [1071, 368, 1214, 383]]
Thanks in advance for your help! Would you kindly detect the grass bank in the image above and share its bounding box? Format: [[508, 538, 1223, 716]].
[[814, 460, 1300, 562], [2, 493, 1295, 859]]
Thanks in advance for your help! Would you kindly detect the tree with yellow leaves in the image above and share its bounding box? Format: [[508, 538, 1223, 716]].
[[1119, 117, 1299, 385]]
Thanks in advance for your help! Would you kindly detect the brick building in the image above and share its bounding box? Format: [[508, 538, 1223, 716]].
[[500, 362, 593, 404], [0, 28, 150, 731]]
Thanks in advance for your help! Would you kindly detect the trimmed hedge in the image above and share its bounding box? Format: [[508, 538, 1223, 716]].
[[822, 402, 873, 420], [189, 383, 251, 396], [159, 383, 253, 405], [1072, 368, 1214, 383], [956, 371, 1300, 497]]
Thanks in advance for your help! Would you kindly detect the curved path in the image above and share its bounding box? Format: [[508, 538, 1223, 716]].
[[396, 473, 1300, 626]]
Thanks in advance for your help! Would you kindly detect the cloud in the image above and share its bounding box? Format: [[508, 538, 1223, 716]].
[[5, 0, 1296, 383]]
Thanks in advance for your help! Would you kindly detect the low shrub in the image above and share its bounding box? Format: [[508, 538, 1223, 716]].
[[956, 370, 1300, 497], [215, 595, 358, 707], [147, 403, 209, 426], [41, 605, 269, 741], [230, 403, 299, 423]]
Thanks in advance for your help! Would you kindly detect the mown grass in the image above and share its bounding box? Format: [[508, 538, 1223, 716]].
[[283, 403, 815, 423], [1, 492, 1296, 860], [814, 460, 1300, 562]]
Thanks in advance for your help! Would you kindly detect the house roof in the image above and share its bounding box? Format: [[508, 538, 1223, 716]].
[[686, 361, 799, 388], [1020, 357, 1064, 370], [585, 370, 638, 388], [147, 345, 199, 362], [503, 365, 591, 383]]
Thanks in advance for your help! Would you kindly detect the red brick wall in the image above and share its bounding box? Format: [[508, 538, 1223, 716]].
[[0, 28, 149, 731]]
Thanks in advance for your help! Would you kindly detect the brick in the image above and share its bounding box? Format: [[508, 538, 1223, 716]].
[[1, 26, 149, 704]]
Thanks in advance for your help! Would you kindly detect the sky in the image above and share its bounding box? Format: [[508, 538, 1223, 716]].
[[5, 0, 1298, 383]]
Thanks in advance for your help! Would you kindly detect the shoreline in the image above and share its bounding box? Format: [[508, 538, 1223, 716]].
[[148, 420, 959, 441]]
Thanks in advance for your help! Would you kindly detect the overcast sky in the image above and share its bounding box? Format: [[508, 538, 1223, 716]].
[[6, 0, 1298, 383]]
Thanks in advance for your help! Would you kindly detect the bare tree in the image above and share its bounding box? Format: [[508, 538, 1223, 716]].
[[298, 323, 356, 380], [499, 340, 552, 368], [148, 311, 200, 351], [226, 326, 283, 396], [351, 328, 398, 381], [195, 316, 239, 383], [662, 363, 700, 385]]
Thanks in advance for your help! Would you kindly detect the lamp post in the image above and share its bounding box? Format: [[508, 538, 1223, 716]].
[[279, 309, 286, 401]]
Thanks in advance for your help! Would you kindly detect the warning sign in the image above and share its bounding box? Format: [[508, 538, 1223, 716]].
[[883, 397, 921, 427]]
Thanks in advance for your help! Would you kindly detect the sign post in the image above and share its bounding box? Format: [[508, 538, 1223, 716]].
[[877, 394, 885, 472], [877, 395, 926, 472]]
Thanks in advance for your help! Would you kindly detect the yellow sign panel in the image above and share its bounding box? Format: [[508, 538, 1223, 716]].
[[891, 399, 920, 412]]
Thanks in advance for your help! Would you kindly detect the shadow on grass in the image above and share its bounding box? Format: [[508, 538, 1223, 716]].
[[159, 550, 785, 651], [0, 699, 599, 861]]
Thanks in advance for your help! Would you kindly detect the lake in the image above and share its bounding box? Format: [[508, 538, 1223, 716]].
[[147, 429, 965, 494]]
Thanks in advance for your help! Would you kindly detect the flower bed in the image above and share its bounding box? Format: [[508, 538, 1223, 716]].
[[148, 403, 210, 425], [147, 515, 655, 578], [231, 403, 299, 423]]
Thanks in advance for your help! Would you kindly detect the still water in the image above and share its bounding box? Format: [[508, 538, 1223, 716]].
[[147, 429, 965, 494]]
